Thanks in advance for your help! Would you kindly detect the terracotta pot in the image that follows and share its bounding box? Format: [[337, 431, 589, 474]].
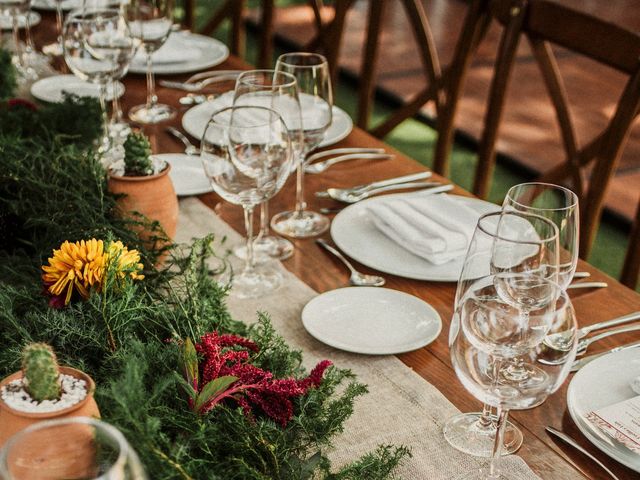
[[0, 366, 100, 449], [108, 164, 179, 242]]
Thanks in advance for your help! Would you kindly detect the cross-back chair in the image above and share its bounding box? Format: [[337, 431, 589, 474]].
[[622, 201, 640, 290], [475, 0, 640, 259]]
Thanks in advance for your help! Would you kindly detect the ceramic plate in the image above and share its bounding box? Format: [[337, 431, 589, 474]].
[[0, 11, 40, 30], [330, 193, 499, 282], [182, 91, 353, 149], [129, 32, 229, 75], [31, 0, 81, 11], [302, 287, 442, 355], [153, 153, 212, 197], [567, 348, 640, 473], [31, 75, 124, 103]]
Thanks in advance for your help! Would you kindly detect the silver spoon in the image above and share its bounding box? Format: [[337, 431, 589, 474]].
[[316, 239, 385, 287], [326, 182, 451, 203], [166, 127, 199, 155], [304, 152, 393, 174]]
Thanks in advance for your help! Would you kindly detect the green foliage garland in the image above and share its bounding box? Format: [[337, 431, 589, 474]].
[[0, 97, 410, 477], [0, 49, 16, 100]]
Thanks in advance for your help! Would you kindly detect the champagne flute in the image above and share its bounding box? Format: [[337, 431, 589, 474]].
[[444, 211, 560, 457], [200, 106, 293, 299], [271, 52, 333, 238], [0, 417, 148, 479], [127, 0, 175, 124], [451, 275, 576, 480], [63, 7, 135, 155], [232, 69, 304, 261]]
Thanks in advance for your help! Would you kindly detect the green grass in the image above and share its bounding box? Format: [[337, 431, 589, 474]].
[[196, 1, 634, 288]]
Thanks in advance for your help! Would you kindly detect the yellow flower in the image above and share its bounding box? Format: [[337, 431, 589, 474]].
[[42, 239, 107, 305], [107, 241, 145, 282]]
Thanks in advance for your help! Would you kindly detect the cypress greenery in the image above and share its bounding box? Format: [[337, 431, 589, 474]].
[[0, 49, 16, 100], [0, 96, 410, 477]]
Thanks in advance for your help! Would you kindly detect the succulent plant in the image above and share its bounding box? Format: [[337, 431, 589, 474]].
[[22, 343, 62, 402], [123, 132, 153, 176]]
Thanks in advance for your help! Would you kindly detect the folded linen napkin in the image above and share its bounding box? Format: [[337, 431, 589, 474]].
[[366, 193, 482, 265], [132, 34, 201, 65]]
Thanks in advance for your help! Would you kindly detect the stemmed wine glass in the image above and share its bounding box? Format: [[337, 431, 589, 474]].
[[42, 0, 64, 56], [444, 210, 560, 457], [127, 0, 175, 124], [451, 275, 577, 480], [1, 0, 37, 79], [271, 52, 333, 238], [232, 69, 304, 261], [0, 417, 148, 479], [445, 184, 580, 457], [200, 106, 293, 299], [63, 7, 135, 155]]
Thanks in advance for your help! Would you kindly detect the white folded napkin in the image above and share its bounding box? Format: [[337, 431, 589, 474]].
[[366, 193, 482, 265], [132, 34, 201, 65]]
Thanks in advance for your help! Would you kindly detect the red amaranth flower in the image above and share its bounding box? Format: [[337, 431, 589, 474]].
[[7, 98, 38, 111], [191, 332, 332, 426]]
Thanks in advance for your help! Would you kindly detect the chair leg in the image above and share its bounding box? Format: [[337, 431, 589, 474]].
[[257, 0, 275, 69], [357, 0, 386, 130], [621, 201, 640, 289]]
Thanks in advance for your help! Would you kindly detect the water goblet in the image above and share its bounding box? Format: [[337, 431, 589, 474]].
[[200, 106, 293, 299]]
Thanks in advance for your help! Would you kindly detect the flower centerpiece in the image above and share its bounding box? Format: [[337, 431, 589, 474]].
[[0, 343, 100, 447], [108, 131, 178, 242]]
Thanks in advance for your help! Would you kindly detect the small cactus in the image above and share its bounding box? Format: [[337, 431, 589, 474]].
[[123, 132, 153, 176], [22, 343, 62, 402]]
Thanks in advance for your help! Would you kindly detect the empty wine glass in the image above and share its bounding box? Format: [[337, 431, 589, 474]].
[[451, 275, 577, 479], [41, 0, 64, 56], [127, 0, 175, 124], [444, 211, 560, 458], [271, 52, 333, 238], [200, 106, 293, 299], [232, 69, 304, 261], [0, 0, 35, 78], [0, 417, 148, 479], [63, 7, 135, 155]]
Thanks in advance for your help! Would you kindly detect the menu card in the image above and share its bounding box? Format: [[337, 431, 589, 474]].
[[586, 395, 640, 455]]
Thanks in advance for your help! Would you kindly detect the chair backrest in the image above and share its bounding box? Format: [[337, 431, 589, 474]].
[[622, 200, 640, 290], [475, 0, 640, 259]]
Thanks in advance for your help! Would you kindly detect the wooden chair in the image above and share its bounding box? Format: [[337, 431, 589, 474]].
[[474, 0, 640, 259], [622, 201, 640, 289]]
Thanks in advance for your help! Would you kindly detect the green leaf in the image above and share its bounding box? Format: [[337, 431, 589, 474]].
[[194, 375, 238, 413], [300, 451, 323, 479], [181, 338, 199, 391]]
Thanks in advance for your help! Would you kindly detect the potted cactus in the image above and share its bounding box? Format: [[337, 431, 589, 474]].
[[108, 131, 178, 241], [0, 343, 100, 447]]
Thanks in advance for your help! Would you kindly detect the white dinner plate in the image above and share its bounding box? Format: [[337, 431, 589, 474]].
[[31, 0, 81, 11], [182, 91, 353, 149], [129, 32, 229, 75], [567, 348, 640, 473], [31, 75, 124, 103], [302, 287, 442, 355], [0, 11, 40, 30], [330, 193, 499, 282], [154, 153, 212, 197]]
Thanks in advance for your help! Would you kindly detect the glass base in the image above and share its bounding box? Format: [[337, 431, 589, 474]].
[[231, 265, 283, 299], [443, 412, 523, 457], [235, 235, 294, 262], [128, 103, 176, 124], [271, 210, 330, 238], [42, 41, 63, 57], [109, 121, 132, 142], [454, 467, 518, 480]]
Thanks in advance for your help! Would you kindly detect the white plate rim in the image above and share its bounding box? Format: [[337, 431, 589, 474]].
[[31, 0, 80, 11], [301, 286, 442, 355], [330, 193, 499, 282], [154, 153, 212, 197], [182, 94, 352, 149], [30, 75, 125, 103], [0, 11, 40, 29], [567, 348, 640, 473], [128, 32, 229, 75]]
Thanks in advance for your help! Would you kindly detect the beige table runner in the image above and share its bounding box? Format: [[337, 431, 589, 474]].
[[177, 198, 581, 479]]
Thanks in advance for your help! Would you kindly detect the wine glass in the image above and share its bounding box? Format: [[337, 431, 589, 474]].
[[127, 0, 175, 124], [0, 0, 35, 78], [271, 52, 333, 238], [0, 417, 148, 479], [503, 182, 579, 289], [451, 275, 577, 480], [200, 106, 293, 299], [63, 7, 135, 155], [444, 210, 560, 457], [42, 0, 64, 56], [232, 69, 304, 261]]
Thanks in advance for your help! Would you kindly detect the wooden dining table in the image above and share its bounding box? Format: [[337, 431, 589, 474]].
[[29, 11, 640, 479]]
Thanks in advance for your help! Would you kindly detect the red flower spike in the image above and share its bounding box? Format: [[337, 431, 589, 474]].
[[191, 332, 333, 426]]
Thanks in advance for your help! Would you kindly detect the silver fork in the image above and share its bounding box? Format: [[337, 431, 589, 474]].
[[315, 171, 432, 198], [305, 153, 394, 174], [159, 74, 240, 92], [166, 127, 199, 155]]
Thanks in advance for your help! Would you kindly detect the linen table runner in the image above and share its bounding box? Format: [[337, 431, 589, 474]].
[[177, 198, 581, 479]]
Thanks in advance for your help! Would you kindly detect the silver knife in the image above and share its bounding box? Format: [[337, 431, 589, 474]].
[[571, 340, 640, 372], [545, 427, 620, 480]]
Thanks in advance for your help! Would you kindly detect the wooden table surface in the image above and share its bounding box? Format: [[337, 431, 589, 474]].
[[30, 12, 640, 479]]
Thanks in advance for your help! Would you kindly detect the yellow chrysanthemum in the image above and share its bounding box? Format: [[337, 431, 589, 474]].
[[42, 239, 107, 305], [107, 241, 145, 282]]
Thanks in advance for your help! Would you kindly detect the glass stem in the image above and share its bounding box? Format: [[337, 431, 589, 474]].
[[98, 82, 110, 148], [489, 408, 509, 478], [145, 49, 157, 111], [55, 2, 63, 48], [478, 403, 494, 429], [294, 160, 306, 215], [12, 14, 22, 67], [258, 201, 269, 239], [110, 82, 123, 124], [243, 206, 255, 274], [24, 12, 34, 55]]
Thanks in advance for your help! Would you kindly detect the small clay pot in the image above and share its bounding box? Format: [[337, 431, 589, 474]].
[[0, 366, 100, 448], [108, 164, 179, 242]]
